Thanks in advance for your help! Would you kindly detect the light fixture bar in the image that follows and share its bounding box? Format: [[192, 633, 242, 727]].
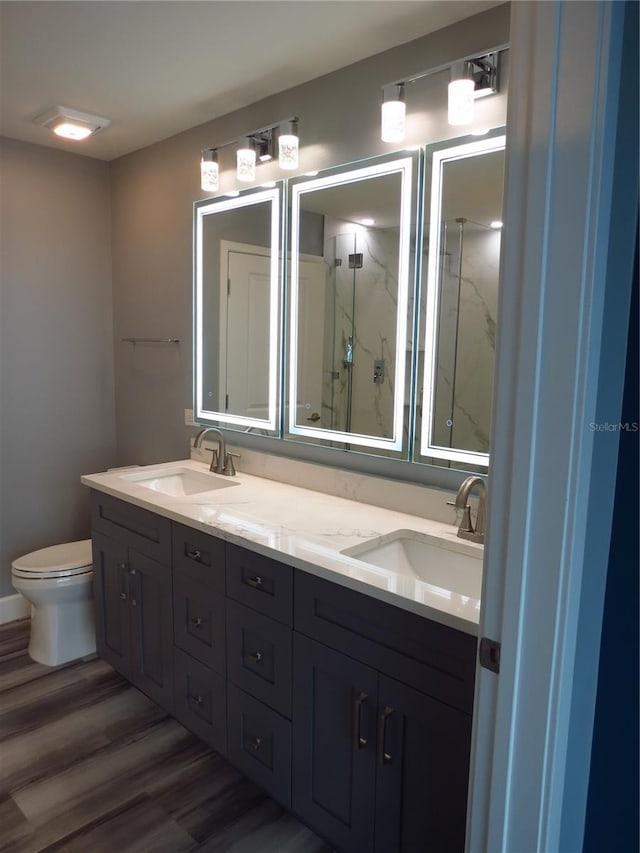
[[379, 46, 506, 140], [200, 116, 299, 192]]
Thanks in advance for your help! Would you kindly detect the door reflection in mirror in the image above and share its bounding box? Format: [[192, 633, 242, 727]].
[[194, 186, 282, 431]]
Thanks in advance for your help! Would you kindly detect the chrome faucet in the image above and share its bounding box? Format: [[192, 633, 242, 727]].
[[193, 427, 238, 476], [447, 476, 487, 544]]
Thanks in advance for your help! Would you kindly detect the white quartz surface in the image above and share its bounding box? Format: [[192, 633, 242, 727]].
[[81, 459, 482, 635]]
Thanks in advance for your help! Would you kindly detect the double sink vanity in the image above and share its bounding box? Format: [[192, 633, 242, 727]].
[[82, 458, 483, 853]]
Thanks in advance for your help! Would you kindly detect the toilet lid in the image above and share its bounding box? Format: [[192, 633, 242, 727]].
[[12, 540, 92, 577]]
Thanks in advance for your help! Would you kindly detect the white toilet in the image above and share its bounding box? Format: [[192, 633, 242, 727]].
[[11, 540, 96, 667]]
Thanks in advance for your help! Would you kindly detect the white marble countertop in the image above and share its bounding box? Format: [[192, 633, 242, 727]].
[[81, 459, 482, 635]]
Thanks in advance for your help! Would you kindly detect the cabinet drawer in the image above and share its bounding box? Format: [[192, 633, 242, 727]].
[[172, 523, 225, 592], [226, 599, 292, 718], [173, 573, 225, 674], [91, 492, 171, 564], [295, 571, 476, 714], [173, 648, 227, 755], [227, 682, 291, 808], [226, 544, 293, 625]]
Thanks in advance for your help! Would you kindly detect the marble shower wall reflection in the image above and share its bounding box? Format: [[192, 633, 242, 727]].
[[432, 219, 500, 454], [320, 223, 399, 439]]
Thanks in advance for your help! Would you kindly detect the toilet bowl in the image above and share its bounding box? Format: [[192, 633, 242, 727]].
[[11, 540, 95, 667]]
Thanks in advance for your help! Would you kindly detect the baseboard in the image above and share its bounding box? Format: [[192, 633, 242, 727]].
[[0, 593, 30, 624]]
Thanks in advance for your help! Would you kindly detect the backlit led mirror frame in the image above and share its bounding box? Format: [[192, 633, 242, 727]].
[[194, 185, 282, 431], [288, 155, 417, 452], [420, 134, 506, 466]]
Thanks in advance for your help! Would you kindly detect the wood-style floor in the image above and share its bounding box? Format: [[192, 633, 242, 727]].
[[0, 620, 333, 853]]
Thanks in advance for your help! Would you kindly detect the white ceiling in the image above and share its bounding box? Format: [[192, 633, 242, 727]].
[[0, 0, 502, 161]]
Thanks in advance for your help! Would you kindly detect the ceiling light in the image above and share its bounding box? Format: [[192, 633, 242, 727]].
[[360, 218, 375, 226], [278, 120, 299, 170], [381, 83, 406, 143], [34, 106, 110, 141], [200, 149, 219, 192], [490, 220, 503, 229]]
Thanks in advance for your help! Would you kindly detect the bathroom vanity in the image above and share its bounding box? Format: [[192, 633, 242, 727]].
[[83, 460, 482, 853]]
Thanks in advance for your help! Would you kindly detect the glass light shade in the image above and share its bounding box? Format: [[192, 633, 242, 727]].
[[237, 147, 256, 182], [53, 122, 93, 140], [448, 79, 475, 126], [200, 156, 219, 192], [278, 133, 299, 170], [381, 100, 406, 143]]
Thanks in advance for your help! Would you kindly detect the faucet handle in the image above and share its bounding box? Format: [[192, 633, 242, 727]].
[[223, 452, 240, 476]]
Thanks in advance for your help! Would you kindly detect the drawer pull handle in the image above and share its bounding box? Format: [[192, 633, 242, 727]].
[[246, 575, 263, 589], [248, 736, 262, 751], [130, 599, 137, 607], [353, 691, 368, 750], [248, 651, 263, 665], [190, 694, 205, 706], [118, 562, 127, 571], [187, 548, 202, 562], [120, 592, 127, 600], [191, 616, 204, 628], [378, 706, 394, 765]]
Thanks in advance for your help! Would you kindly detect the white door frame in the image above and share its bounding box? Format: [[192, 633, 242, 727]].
[[467, 2, 636, 851]]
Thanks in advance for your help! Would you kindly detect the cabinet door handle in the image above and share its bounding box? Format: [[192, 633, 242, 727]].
[[190, 616, 204, 628], [378, 706, 394, 765], [246, 575, 263, 589], [128, 568, 137, 606], [186, 547, 202, 562], [248, 736, 262, 751], [118, 563, 128, 601], [353, 691, 369, 749], [248, 651, 263, 665], [120, 592, 127, 600], [190, 694, 205, 706]]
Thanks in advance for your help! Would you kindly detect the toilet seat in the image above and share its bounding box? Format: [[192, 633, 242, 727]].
[[12, 540, 93, 580]]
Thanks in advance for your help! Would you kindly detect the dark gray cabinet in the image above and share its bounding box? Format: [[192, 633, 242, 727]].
[[292, 572, 476, 853], [92, 529, 174, 712], [292, 633, 378, 853], [172, 522, 227, 754], [90, 491, 476, 853]]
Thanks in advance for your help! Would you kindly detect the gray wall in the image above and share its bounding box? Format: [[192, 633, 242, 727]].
[[0, 138, 116, 596], [110, 4, 509, 466]]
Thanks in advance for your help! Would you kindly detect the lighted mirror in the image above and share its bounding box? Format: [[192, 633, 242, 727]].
[[194, 185, 282, 432], [419, 134, 506, 467], [287, 154, 419, 452]]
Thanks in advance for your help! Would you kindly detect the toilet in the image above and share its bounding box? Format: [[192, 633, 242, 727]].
[[11, 540, 96, 667]]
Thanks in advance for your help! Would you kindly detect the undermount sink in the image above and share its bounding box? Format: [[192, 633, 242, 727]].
[[120, 466, 239, 497], [342, 529, 482, 598]]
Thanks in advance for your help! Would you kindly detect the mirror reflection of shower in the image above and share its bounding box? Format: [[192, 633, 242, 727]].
[[431, 215, 501, 458], [323, 226, 399, 438]]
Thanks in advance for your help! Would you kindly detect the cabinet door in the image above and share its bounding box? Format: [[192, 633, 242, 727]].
[[129, 548, 174, 712], [292, 634, 377, 853], [374, 675, 472, 853], [92, 532, 132, 679]]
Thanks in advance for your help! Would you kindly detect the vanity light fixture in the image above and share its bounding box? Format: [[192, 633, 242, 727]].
[[200, 117, 299, 193], [381, 83, 406, 143], [379, 49, 501, 140], [34, 105, 111, 141], [200, 148, 219, 192], [490, 220, 504, 229]]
